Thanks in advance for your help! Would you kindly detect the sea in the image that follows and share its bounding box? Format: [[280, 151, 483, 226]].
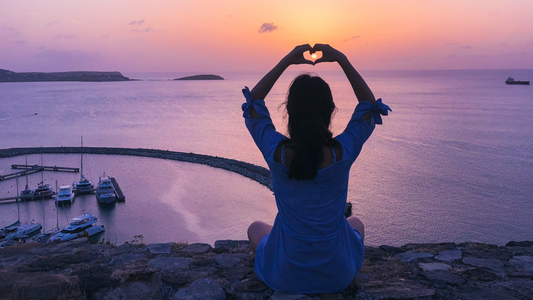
[[0, 69, 532, 246]]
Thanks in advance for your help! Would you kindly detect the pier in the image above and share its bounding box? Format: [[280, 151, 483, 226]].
[[110, 177, 125, 202], [0, 194, 56, 204], [0, 164, 79, 181]]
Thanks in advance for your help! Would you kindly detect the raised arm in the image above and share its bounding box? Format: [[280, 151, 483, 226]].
[[313, 44, 376, 106], [249, 44, 313, 118]]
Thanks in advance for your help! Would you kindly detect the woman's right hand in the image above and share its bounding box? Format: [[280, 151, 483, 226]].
[[282, 44, 314, 66], [313, 44, 346, 64]]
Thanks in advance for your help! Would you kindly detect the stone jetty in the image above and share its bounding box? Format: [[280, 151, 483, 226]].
[[0, 239, 532, 299], [0, 147, 273, 190]]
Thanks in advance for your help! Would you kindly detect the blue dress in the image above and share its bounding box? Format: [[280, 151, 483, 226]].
[[242, 87, 390, 294]]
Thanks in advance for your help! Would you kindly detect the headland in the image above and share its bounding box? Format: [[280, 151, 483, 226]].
[[0, 69, 130, 82], [174, 74, 224, 80]]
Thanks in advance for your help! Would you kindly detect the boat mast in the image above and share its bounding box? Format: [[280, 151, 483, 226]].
[[16, 175, 20, 221], [40, 146, 44, 185], [81, 136, 83, 180], [25, 155, 29, 188], [56, 180, 59, 230]]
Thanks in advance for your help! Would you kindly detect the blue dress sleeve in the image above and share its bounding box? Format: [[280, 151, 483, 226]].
[[336, 99, 391, 162], [242, 86, 286, 160]]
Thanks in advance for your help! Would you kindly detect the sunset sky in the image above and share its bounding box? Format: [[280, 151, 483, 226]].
[[1, 0, 532, 72]]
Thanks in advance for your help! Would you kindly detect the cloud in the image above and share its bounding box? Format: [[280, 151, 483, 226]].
[[131, 27, 164, 33], [71, 19, 81, 24], [3, 25, 19, 35], [343, 35, 361, 42], [15, 40, 27, 44], [446, 43, 471, 49], [55, 34, 75, 39], [100, 33, 110, 38], [129, 19, 145, 26], [258, 22, 278, 33], [47, 21, 60, 27]]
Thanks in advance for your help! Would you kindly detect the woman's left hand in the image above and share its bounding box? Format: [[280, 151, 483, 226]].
[[282, 44, 314, 66]]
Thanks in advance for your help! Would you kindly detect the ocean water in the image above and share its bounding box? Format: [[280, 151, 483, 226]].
[[0, 69, 532, 246]]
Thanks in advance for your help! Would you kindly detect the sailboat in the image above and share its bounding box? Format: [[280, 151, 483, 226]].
[[20, 155, 34, 200], [33, 151, 53, 199], [4, 175, 42, 241], [73, 136, 95, 194]]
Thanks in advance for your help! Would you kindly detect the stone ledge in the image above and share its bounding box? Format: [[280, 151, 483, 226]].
[[0, 240, 532, 299]]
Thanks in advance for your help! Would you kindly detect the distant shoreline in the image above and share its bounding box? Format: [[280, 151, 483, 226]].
[[0, 146, 272, 190], [0, 69, 130, 82]]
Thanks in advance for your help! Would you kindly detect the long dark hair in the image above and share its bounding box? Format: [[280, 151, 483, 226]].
[[283, 74, 338, 180]]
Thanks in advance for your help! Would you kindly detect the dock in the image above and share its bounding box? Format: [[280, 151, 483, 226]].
[[0, 194, 56, 204], [0, 164, 79, 182], [110, 177, 125, 202]]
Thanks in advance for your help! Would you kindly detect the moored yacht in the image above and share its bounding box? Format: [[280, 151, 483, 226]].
[[20, 185, 34, 200], [73, 175, 95, 194], [96, 173, 117, 204], [49, 213, 99, 242], [5, 222, 42, 240], [56, 185, 74, 205], [73, 136, 95, 194], [33, 182, 54, 199]]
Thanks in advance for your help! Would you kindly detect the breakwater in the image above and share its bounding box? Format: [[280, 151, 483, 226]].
[[0, 147, 272, 191]]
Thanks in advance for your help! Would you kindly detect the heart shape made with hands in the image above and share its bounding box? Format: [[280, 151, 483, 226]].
[[304, 50, 323, 63]]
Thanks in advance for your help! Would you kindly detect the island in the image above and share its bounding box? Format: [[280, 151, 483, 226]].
[[0, 69, 130, 82], [173, 74, 224, 80]]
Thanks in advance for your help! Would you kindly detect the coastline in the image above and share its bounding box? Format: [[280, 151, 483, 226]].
[[0, 239, 532, 299], [0, 146, 273, 191]]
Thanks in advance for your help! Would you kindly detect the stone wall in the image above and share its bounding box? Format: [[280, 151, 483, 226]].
[[1, 239, 532, 299]]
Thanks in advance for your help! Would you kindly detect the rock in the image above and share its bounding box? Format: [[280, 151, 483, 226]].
[[0, 272, 81, 300], [419, 263, 452, 272], [214, 240, 251, 249], [148, 257, 191, 272], [379, 245, 405, 254], [182, 243, 212, 254], [464, 269, 500, 281], [403, 242, 456, 251], [454, 283, 518, 300], [221, 266, 254, 281], [173, 278, 225, 300], [395, 251, 434, 262], [509, 256, 533, 271], [422, 271, 465, 286], [506, 241, 533, 247], [270, 291, 307, 300], [109, 253, 144, 265], [463, 257, 505, 274], [234, 277, 269, 292], [148, 243, 173, 254], [364, 282, 435, 299], [214, 254, 241, 268], [435, 250, 462, 262], [75, 266, 116, 296], [95, 281, 156, 300]]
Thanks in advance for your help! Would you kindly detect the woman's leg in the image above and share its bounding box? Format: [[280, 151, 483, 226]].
[[247, 221, 272, 253], [347, 216, 365, 240]]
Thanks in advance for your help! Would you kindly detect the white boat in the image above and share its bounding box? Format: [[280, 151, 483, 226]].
[[96, 173, 117, 204], [73, 136, 95, 194], [56, 185, 75, 204], [49, 213, 99, 242], [5, 222, 42, 240]]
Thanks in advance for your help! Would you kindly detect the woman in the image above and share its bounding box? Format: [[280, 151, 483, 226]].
[[242, 44, 390, 294]]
